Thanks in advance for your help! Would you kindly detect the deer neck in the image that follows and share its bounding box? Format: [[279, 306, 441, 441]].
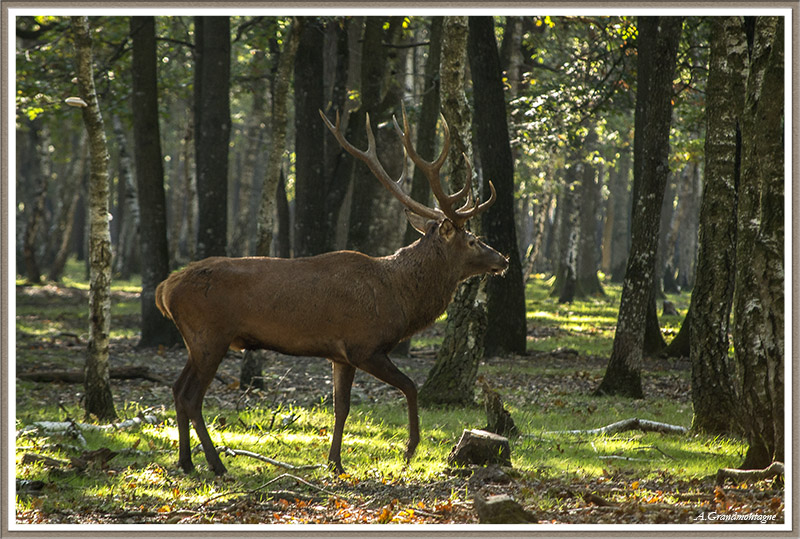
[[384, 238, 461, 338]]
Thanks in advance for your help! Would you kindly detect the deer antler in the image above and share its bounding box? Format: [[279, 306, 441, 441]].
[[319, 109, 444, 222], [319, 105, 496, 229], [392, 104, 496, 228]]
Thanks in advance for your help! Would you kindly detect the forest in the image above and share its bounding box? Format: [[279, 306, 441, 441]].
[[11, 13, 786, 529]]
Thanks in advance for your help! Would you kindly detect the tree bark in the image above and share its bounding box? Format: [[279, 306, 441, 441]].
[[70, 16, 117, 421], [242, 18, 302, 389], [255, 17, 301, 257], [468, 16, 527, 356], [293, 18, 328, 258], [110, 115, 139, 280], [575, 149, 604, 297], [418, 16, 485, 407], [22, 118, 49, 284], [733, 16, 784, 469], [595, 16, 682, 398], [345, 17, 404, 256], [194, 16, 231, 258], [609, 148, 632, 282], [231, 49, 268, 257], [687, 17, 746, 434], [130, 16, 183, 348]]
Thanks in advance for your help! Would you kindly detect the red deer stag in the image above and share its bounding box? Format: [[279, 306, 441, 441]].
[[155, 107, 508, 475]]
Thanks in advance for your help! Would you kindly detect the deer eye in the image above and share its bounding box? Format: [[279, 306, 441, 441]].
[[468, 238, 477, 247]]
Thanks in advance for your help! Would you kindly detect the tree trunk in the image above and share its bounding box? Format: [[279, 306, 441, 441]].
[[575, 150, 604, 297], [110, 115, 139, 280], [733, 16, 784, 469], [468, 16, 527, 356], [194, 16, 231, 258], [293, 18, 328, 258], [687, 17, 747, 434], [71, 16, 117, 421], [131, 16, 183, 348], [243, 18, 302, 388], [231, 49, 268, 257], [22, 118, 49, 284], [553, 165, 580, 303], [595, 16, 682, 398], [255, 17, 301, 257], [418, 16, 486, 407], [345, 17, 404, 256], [401, 17, 442, 247], [676, 161, 701, 290], [609, 148, 632, 282]]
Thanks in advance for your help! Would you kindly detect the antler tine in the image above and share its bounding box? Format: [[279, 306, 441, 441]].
[[393, 105, 476, 225], [319, 108, 443, 222], [454, 180, 497, 223]]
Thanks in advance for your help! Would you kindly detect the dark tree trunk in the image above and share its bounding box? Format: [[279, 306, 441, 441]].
[[194, 16, 231, 258], [22, 118, 48, 284], [401, 17, 442, 247], [71, 15, 117, 421], [346, 17, 403, 256], [275, 169, 291, 258], [553, 165, 580, 303], [231, 49, 268, 257], [733, 16, 784, 469], [294, 19, 328, 258], [467, 16, 527, 356], [686, 17, 746, 434], [110, 115, 139, 280], [130, 16, 183, 348], [595, 16, 682, 398], [609, 148, 632, 282], [575, 152, 604, 297]]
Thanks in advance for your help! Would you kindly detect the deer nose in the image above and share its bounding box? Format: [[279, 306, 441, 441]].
[[493, 254, 510, 275]]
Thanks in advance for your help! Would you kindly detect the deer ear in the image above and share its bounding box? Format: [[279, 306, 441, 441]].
[[439, 219, 456, 241], [404, 209, 436, 235]]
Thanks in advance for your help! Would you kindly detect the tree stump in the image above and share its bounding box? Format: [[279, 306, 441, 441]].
[[473, 493, 535, 524], [479, 376, 519, 437], [447, 429, 511, 467]]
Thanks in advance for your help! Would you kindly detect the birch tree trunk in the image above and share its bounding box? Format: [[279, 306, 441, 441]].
[[418, 16, 486, 406], [687, 16, 746, 434], [243, 18, 302, 389], [733, 16, 784, 469], [71, 16, 117, 421], [255, 17, 302, 257]]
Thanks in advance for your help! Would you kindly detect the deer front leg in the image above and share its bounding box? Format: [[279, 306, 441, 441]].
[[328, 361, 356, 475], [356, 352, 420, 465]]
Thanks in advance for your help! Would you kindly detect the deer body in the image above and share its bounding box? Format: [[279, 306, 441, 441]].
[[158, 107, 508, 475]]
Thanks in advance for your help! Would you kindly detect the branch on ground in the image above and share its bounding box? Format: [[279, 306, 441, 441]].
[[716, 461, 784, 486], [543, 418, 688, 436], [217, 446, 327, 471]]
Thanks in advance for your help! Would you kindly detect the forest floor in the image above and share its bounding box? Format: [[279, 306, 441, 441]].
[[12, 277, 785, 529]]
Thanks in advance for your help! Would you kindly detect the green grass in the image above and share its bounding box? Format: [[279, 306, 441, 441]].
[[15, 270, 756, 524], [524, 273, 690, 356]]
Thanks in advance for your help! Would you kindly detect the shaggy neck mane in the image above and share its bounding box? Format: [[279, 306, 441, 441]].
[[381, 236, 461, 339]]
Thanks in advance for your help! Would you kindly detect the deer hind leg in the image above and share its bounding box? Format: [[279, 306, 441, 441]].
[[173, 344, 229, 476], [328, 361, 356, 475], [356, 352, 420, 465]]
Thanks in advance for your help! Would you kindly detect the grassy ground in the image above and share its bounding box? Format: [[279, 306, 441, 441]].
[[12, 261, 783, 526]]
